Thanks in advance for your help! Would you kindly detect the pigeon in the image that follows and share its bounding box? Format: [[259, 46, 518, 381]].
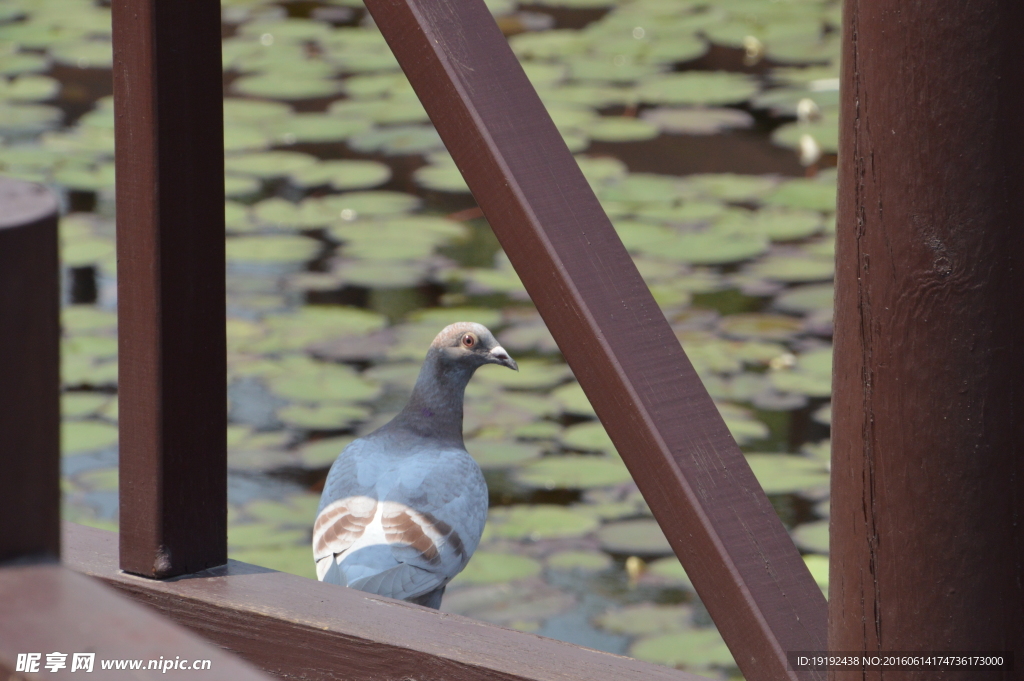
[[313, 322, 518, 608]]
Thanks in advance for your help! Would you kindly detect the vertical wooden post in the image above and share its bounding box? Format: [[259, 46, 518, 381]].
[[832, 0, 1024, 676], [0, 179, 60, 564], [111, 0, 227, 578]]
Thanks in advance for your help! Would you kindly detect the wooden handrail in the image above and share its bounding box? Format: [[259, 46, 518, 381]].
[[0, 178, 60, 564], [0, 562, 272, 680], [64, 523, 702, 681], [363, 1, 827, 680], [111, 0, 228, 578]]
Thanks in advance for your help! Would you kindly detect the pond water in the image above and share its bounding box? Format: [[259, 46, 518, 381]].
[[1, 0, 840, 677]]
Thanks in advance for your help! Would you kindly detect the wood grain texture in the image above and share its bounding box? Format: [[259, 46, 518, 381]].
[[832, 0, 1024, 678], [111, 0, 227, 577], [362, 1, 827, 679], [0, 562, 272, 680], [64, 523, 701, 681], [0, 178, 60, 563]]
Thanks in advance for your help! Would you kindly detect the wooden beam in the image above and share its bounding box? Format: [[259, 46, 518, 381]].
[[832, 0, 1024, 673], [0, 562, 272, 680], [111, 0, 227, 578], [362, 2, 827, 680], [64, 523, 702, 681], [0, 178, 60, 563]]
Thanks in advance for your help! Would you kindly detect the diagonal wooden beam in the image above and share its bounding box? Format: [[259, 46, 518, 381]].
[[362, 2, 828, 679]]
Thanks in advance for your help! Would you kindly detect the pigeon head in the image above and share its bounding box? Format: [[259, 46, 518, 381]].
[[431, 322, 518, 372]]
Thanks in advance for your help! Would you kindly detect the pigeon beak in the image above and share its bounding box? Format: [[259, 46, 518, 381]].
[[488, 346, 518, 371]]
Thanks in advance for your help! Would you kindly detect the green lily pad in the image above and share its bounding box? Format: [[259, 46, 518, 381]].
[[296, 436, 355, 468], [715, 207, 823, 242], [748, 254, 834, 283], [689, 173, 777, 202], [63, 335, 118, 361], [272, 114, 372, 145], [769, 348, 832, 397], [230, 543, 317, 579], [646, 557, 694, 589], [774, 283, 834, 314], [412, 163, 470, 193], [475, 359, 571, 390], [51, 40, 113, 69], [334, 260, 429, 288], [560, 421, 613, 452], [77, 467, 118, 492], [551, 382, 596, 417], [637, 71, 759, 106], [516, 456, 633, 490], [583, 117, 660, 142], [745, 453, 829, 494], [318, 191, 421, 219], [225, 235, 321, 263], [793, 519, 829, 554], [246, 495, 320, 527], [804, 553, 829, 591], [63, 420, 118, 454], [348, 125, 444, 156], [223, 98, 291, 124], [62, 392, 111, 418], [266, 363, 382, 404], [277, 403, 369, 430], [595, 604, 692, 636], [486, 505, 600, 541], [638, 231, 769, 265], [597, 518, 673, 556], [613, 220, 677, 251], [451, 551, 542, 584], [765, 178, 837, 213], [328, 96, 427, 125], [640, 107, 753, 135], [287, 159, 393, 190], [719, 313, 804, 341], [224, 151, 318, 178], [231, 74, 343, 100], [546, 550, 612, 572], [341, 235, 437, 261], [0, 75, 60, 101], [772, 111, 840, 154], [53, 164, 116, 192], [466, 440, 543, 469], [630, 628, 735, 669], [225, 174, 262, 197]]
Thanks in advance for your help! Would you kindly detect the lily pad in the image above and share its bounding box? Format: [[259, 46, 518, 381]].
[[412, 164, 470, 193], [551, 382, 596, 417], [804, 553, 829, 591], [272, 113, 372, 145], [277, 403, 369, 430], [265, 363, 382, 403], [597, 519, 673, 556], [747, 254, 834, 283], [225, 235, 321, 263], [793, 519, 829, 554], [640, 106, 753, 135], [630, 628, 735, 669], [224, 151, 318, 178], [744, 453, 829, 494], [466, 440, 543, 469], [583, 117, 660, 142], [637, 71, 759, 106], [231, 74, 343, 100], [638, 231, 769, 265], [765, 178, 837, 213], [62, 392, 111, 418], [230, 543, 317, 579], [246, 496, 320, 527], [485, 505, 600, 540], [646, 557, 694, 589], [452, 551, 542, 584], [719, 313, 804, 341], [546, 550, 612, 572], [297, 436, 356, 468], [475, 359, 571, 390], [516, 456, 633, 490], [317, 191, 421, 219], [348, 125, 445, 155], [63, 420, 118, 454], [774, 283, 834, 314], [560, 421, 614, 453], [716, 207, 823, 242], [595, 604, 692, 636], [689, 173, 777, 202]]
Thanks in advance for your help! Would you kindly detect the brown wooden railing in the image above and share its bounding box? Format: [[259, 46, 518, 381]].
[[3, 0, 1022, 679]]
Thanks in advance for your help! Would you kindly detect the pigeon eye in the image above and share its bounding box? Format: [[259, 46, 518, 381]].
[[461, 334, 476, 348]]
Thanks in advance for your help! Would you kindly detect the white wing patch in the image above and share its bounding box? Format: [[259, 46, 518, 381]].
[[312, 495, 378, 561]]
